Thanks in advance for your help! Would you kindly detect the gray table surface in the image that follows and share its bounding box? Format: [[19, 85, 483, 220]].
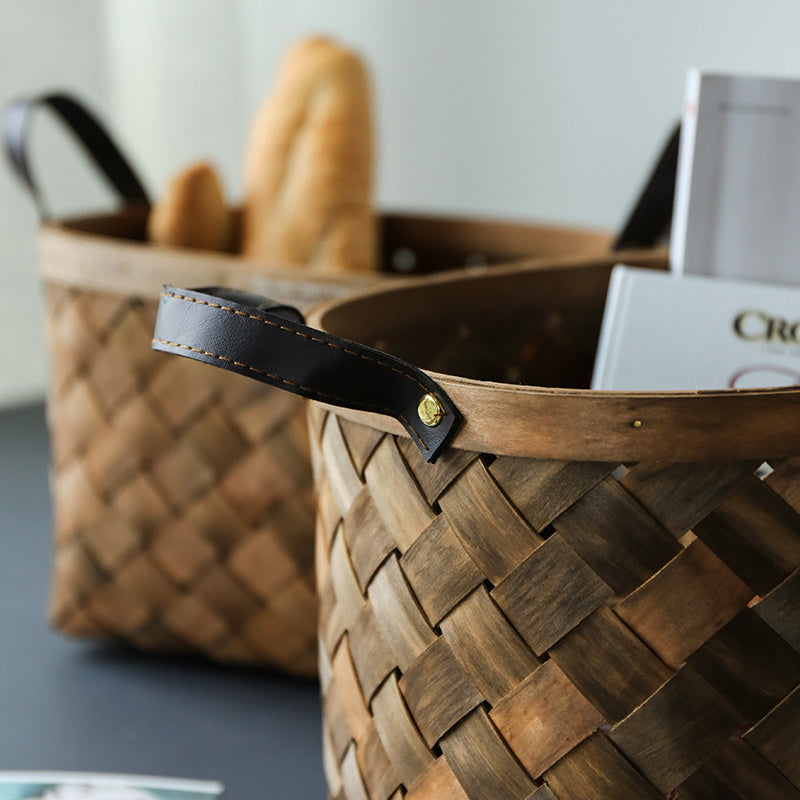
[[0, 403, 327, 799]]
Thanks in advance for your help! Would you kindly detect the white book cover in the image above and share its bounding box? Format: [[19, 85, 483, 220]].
[[592, 265, 800, 391], [670, 69, 800, 285]]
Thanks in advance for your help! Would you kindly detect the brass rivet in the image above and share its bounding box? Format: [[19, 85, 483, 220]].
[[418, 393, 445, 427], [632, 419, 643, 428]]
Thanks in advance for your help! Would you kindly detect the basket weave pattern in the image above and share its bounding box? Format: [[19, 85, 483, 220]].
[[312, 405, 800, 799], [45, 284, 318, 674]]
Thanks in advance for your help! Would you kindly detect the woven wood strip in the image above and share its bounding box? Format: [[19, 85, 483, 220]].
[[545, 734, 662, 800], [438, 585, 539, 706], [548, 606, 671, 723], [686, 608, 800, 723], [491, 533, 613, 656], [614, 539, 753, 668], [404, 757, 469, 800], [755, 568, 800, 652], [767, 457, 800, 514], [356, 721, 401, 800], [400, 515, 483, 626], [745, 684, 800, 784], [45, 284, 317, 674], [552, 475, 682, 596], [439, 460, 542, 584], [343, 486, 395, 592], [314, 408, 800, 799], [489, 659, 605, 778], [677, 735, 800, 800], [692, 475, 800, 595], [619, 460, 760, 537]]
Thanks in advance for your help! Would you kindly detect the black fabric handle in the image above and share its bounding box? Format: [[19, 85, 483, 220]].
[[152, 286, 462, 463], [613, 121, 680, 251], [3, 92, 150, 220]]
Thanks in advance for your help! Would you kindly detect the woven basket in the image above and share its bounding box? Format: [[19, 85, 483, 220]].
[[155, 253, 800, 796]]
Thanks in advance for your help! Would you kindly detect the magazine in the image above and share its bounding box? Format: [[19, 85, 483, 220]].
[[592, 265, 800, 391], [671, 69, 800, 285]]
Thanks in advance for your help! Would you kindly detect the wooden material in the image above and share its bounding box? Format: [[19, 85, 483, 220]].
[[677, 735, 800, 800], [47, 281, 318, 672], [489, 660, 605, 778], [40, 208, 613, 299], [314, 408, 800, 798], [309, 258, 800, 797], [42, 208, 609, 671], [615, 540, 753, 668], [545, 734, 663, 800]]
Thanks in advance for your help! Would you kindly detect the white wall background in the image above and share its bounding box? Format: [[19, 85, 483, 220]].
[[4, 0, 800, 406]]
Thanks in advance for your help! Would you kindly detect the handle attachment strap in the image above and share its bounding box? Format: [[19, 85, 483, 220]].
[[3, 92, 150, 220], [614, 121, 680, 251], [153, 286, 462, 463]]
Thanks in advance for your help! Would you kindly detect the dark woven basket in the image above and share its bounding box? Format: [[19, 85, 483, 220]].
[[157, 252, 800, 797]]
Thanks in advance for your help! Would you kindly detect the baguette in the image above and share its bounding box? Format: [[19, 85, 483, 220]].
[[241, 36, 376, 272], [148, 161, 231, 252]]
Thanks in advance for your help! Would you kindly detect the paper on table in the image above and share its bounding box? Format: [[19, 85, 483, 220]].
[[0, 773, 223, 800]]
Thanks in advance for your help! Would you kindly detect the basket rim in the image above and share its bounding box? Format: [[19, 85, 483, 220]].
[[37, 207, 363, 305], [38, 207, 611, 302], [308, 256, 800, 462]]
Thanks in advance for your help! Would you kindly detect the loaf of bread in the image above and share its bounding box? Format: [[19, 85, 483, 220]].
[[240, 36, 376, 272], [147, 161, 232, 252]]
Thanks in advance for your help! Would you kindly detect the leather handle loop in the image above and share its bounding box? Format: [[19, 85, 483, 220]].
[[614, 121, 680, 251], [3, 92, 150, 220], [152, 286, 462, 463]]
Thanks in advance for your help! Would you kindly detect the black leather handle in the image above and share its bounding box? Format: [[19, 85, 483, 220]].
[[613, 121, 680, 251], [3, 92, 150, 220], [152, 286, 462, 463]]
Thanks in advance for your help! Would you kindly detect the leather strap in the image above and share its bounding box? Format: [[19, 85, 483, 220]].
[[153, 286, 462, 463], [614, 121, 680, 251], [3, 92, 150, 220]]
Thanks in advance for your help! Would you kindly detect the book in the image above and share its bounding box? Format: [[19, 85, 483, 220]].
[[671, 69, 800, 285], [591, 265, 800, 391], [0, 773, 223, 800]]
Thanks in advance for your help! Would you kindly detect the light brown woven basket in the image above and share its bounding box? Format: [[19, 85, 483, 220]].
[[302, 255, 800, 798], [156, 251, 800, 795], [40, 206, 611, 675]]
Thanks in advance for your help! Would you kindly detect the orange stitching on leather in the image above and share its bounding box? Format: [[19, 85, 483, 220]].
[[152, 334, 430, 453], [161, 290, 431, 393]]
